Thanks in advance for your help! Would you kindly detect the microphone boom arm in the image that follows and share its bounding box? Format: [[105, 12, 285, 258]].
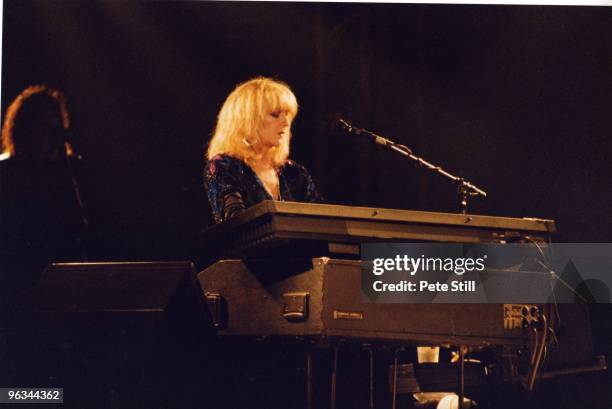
[[336, 119, 487, 214]]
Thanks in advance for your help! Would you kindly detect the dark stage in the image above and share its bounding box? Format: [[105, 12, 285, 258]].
[[1, 1, 612, 408]]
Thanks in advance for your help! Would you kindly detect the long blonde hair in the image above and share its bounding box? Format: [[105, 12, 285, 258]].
[[206, 77, 298, 168], [1, 85, 70, 157]]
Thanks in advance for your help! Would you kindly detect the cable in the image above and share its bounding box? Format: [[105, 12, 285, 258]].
[[522, 236, 566, 332], [525, 314, 548, 392]]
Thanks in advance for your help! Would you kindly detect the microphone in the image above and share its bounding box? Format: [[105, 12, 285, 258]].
[[64, 140, 83, 161], [63, 130, 83, 161], [334, 118, 355, 134], [334, 118, 411, 153], [334, 118, 371, 139]]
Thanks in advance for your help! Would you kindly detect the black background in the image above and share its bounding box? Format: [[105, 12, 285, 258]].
[[4, 2, 612, 259], [2, 1, 612, 404]]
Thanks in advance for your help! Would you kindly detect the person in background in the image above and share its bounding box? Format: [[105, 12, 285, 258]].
[[204, 77, 322, 223], [0, 85, 88, 318]]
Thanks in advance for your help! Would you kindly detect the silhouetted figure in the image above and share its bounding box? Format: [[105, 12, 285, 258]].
[[0, 85, 88, 319]]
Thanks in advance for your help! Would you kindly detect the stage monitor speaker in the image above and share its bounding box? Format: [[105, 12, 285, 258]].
[[26, 261, 214, 340], [10, 262, 218, 409]]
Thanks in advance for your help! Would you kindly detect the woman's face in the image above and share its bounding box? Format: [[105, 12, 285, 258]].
[[258, 108, 291, 149]]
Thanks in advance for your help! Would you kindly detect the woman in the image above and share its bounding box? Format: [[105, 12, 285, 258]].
[[204, 77, 322, 223]]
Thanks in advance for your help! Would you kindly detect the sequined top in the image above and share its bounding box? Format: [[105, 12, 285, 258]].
[[204, 154, 323, 223]]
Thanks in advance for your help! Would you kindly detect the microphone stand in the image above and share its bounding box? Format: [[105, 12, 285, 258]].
[[64, 140, 90, 261], [337, 119, 487, 214]]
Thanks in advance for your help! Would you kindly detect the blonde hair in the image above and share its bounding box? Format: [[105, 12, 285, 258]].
[[206, 77, 298, 168], [1, 85, 70, 157]]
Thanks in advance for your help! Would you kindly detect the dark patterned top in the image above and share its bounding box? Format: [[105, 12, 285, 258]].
[[204, 154, 323, 223]]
